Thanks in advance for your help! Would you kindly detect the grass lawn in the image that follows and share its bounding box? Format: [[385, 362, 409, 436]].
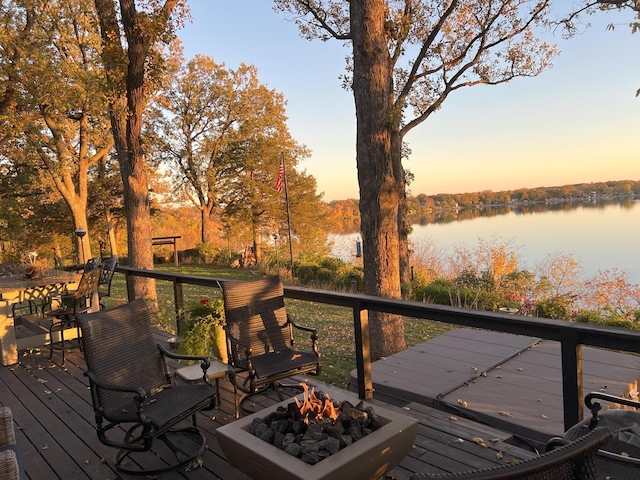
[[103, 264, 453, 388]]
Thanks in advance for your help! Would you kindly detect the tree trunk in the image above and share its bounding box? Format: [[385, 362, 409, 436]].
[[94, 0, 157, 304], [105, 209, 118, 258], [398, 166, 411, 287], [68, 202, 93, 264], [350, 0, 405, 360], [200, 203, 215, 244], [251, 217, 261, 264]]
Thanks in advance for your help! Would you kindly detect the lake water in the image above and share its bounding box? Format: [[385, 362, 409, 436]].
[[329, 199, 640, 283]]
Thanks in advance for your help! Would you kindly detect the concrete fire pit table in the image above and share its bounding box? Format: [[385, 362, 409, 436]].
[[216, 388, 418, 480]]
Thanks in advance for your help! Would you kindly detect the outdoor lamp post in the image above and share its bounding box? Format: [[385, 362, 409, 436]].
[[224, 225, 231, 263], [75, 227, 87, 264], [273, 233, 279, 271]]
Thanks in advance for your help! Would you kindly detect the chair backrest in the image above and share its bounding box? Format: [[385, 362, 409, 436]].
[[221, 276, 290, 364], [73, 268, 101, 303], [84, 257, 101, 273], [410, 427, 612, 480], [77, 299, 168, 421], [98, 257, 118, 296]]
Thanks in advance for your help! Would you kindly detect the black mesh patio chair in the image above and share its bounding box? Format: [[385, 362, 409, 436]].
[[410, 427, 612, 480], [559, 392, 640, 480], [97, 257, 118, 309], [44, 268, 100, 365], [221, 275, 320, 413], [77, 299, 216, 475]]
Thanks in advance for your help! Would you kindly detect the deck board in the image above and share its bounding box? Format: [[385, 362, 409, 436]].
[[0, 328, 546, 479]]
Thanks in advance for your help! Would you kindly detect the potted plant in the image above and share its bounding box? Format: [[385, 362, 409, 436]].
[[180, 298, 228, 363]]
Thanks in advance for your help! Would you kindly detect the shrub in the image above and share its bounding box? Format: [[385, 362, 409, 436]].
[[179, 297, 226, 358], [195, 243, 220, 264], [576, 308, 640, 330], [533, 297, 571, 320], [295, 264, 319, 285], [412, 279, 512, 311], [336, 268, 364, 292]]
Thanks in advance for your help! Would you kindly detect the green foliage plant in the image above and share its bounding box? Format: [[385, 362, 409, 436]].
[[179, 297, 227, 360], [412, 278, 515, 311], [576, 307, 640, 330], [533, 297, 571, 321]]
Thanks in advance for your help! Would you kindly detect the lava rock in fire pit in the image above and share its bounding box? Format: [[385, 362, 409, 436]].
[[248, 388, 382, 465]]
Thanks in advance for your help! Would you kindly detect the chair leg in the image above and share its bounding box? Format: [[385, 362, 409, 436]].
[[113, 426, 207, 475]]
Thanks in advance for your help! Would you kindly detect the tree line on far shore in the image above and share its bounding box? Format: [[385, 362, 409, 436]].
[[326, 180, 639, 233]]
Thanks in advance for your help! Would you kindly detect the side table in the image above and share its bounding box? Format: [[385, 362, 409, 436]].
[[174, 360, 238, 417]]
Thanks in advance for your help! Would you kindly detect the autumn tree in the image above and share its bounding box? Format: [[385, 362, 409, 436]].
[[93, 0, 187, 301], [221, 126, 324, 266], [274, 0, 558, 359], [153, 56, 295, 245], [0, 0, 113, 263]]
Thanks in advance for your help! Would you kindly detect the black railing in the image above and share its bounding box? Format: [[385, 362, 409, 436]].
[[117, 265, 640, 432]]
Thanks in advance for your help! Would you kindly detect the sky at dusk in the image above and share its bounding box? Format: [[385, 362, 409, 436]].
[[177, 1, 639, 201]]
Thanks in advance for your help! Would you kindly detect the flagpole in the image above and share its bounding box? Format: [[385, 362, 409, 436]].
[[281, 151, 295, 277]]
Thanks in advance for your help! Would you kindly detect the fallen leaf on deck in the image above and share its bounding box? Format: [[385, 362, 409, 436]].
[[541, 414, 549, 419], [454, 438, 464, 443], [458, 399, 468, 408], [472, 437, 487, 447], [500, 411, 513, 418], [495, 375, 503, 379], [496, 451, 504, 459], [37, 378, 47, 383], [449, 416, 458, 421]]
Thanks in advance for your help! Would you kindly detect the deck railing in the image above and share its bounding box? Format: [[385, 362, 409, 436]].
[[117, 265, 640, 432]]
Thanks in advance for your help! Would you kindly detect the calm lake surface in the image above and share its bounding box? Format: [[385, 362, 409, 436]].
[[329, 199, 640, 283]]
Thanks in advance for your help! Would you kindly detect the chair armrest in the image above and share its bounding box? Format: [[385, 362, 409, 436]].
[[0, 408, 16, 447], [585, 392, 640, 430], [84, 370, 148, 401], [157, 344, 211, 367], [287, 317, 317, 335], [586, 392, 640, 411]]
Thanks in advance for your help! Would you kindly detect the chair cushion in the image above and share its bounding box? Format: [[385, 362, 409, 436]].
[[241, 349, 319, 378], [104, 384, 215, 428], [0, 444, 24, 480]]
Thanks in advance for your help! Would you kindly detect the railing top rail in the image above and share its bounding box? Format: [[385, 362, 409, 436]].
[[115, 265, 640, 354]]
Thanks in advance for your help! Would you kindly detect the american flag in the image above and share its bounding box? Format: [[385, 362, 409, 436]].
[[275, 159, 285, 193]]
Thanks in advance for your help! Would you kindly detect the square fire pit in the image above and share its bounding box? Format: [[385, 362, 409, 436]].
[[216, 389, 418, 480]]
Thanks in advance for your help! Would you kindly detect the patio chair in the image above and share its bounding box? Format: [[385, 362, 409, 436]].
[[77, 299, 216, 475], [409, 427, 612, 479], [44, 268, 100, 365], [0, 407, 24, 480], [97, 257, 118, 309], [560, 392, 640, 480], [221, 275, 320, 413]]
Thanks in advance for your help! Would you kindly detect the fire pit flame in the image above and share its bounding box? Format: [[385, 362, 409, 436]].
[[295, 383, 339, 423]]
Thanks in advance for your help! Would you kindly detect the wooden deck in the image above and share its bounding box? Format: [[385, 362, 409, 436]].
[[350, 329, 640, 441], [0, 328, 543, 480]]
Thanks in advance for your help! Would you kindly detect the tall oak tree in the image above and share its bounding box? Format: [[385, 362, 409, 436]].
[[274, 0, 558, 359]]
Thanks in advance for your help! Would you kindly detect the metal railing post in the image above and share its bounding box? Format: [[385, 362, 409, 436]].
[[174, 279, 185, 336], [125, 272, 135, 302], [353, 302, 373, 400], [561, 333, 583, 430]]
